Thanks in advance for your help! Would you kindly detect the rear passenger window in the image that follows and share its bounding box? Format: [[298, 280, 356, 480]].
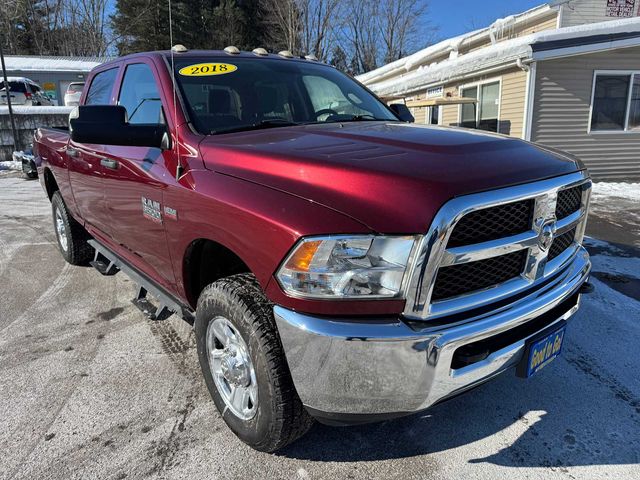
[[118, 63, 164, 124], [85, 68, 118, 105], [5, 81, 27, 93]]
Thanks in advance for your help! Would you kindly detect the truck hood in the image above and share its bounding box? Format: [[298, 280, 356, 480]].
[[199, 122, 582, 233]]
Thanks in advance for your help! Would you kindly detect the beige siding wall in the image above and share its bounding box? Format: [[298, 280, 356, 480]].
[[560, 0, 640, 28], [461, 12, 558, 55], [531, 47, 640, 180], [500, 68, 528, 139], [519, 14, 558, 34], [439, 67, 527, 139], [441, 85, 460, 126], [411, 104, 427, 124], [402, 92, 427, 124]]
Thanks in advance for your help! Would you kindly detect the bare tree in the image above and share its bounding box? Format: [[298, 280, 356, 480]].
[[336, 0, 437, 74], [260, 0, 302, 52], [0, 0, 111, 56], [73, 0, 111, 56], [378, 0, 432, 64], [0, 1, 28, 53], [342, 0, 380, 74], [0, 0, 112, 56], [298, 0, 341, 61], [259, 0, 340, 60]]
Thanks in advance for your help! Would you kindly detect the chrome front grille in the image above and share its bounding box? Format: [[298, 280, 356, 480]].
[[404, 172, 591, 321], [431, 250, 527, 301], [548, 227, 577, 261], [556, 186, 582, 220], [447, 199, 534, 247]]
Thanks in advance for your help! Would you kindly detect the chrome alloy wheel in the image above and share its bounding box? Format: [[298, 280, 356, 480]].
[[55, 208, 68, 252], [206, 316, 258, 420]]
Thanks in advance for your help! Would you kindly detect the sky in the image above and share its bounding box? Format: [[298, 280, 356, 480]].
[[429, 0, 546, 39], [103, 0, 548, 47]]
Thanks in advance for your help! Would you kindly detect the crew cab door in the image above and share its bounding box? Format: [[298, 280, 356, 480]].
[[67, 66, 120, 237], [100, 61, 176, 288]]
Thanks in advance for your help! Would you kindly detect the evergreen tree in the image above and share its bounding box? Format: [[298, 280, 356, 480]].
[[111, 0, 277, 55], [112, 0, 171, 54]]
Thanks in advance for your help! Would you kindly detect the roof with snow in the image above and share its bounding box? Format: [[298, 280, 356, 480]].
[[356, 3, 558, 86], [360, 16, 640, 98], [3, 56, 112, 73]]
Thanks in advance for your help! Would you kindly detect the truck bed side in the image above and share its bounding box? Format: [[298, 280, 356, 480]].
[[34, 127, 80, 220]]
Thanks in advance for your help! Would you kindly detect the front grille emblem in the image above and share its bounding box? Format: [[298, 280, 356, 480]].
[[538, 222, 556, 252]]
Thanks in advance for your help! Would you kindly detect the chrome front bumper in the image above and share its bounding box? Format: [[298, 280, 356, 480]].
[[274, 247, 590, 422]]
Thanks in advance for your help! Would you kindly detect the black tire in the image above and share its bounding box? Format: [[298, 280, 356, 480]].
[[25, 171, 38, 180], [51, 191, 93, 265], [195, 273, 313, 452]]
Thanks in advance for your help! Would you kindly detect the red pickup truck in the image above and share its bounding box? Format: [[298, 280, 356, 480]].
[[34, 47, 593, 452]]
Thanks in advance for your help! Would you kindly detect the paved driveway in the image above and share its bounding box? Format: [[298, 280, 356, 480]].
[[1, 175, 639, 480]]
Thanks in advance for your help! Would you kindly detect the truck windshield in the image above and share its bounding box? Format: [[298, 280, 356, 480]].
[[172, 57, 398, 135]]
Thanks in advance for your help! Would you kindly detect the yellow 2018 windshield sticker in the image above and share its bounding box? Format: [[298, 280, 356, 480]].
[[178, 63, 237, 76]]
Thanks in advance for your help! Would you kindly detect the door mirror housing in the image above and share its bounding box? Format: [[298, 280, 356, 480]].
[[389, 103, 415, 123], [70, 105, 169, 149]]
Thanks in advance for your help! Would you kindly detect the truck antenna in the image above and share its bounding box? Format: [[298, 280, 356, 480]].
[[168, 0, 184, 181]]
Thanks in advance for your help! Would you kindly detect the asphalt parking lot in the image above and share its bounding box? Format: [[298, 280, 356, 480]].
[[1, 174, 639, 480]]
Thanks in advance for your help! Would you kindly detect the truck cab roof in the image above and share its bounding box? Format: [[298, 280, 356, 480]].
[[100, 49, 326, 70]]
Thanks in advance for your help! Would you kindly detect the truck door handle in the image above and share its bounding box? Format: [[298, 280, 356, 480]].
[[100, 158, 119, 170], [67, 147, 79, 158]]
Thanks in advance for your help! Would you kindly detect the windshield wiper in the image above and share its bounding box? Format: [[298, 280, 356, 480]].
[[325, 114, 395, 123], [211, 119, 301, 135]]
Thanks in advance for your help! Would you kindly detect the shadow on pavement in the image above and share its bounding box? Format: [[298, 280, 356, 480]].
[[279, 361, 639, 467]]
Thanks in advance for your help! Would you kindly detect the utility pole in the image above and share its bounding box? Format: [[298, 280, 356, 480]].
[[0, 35, 21, 153]]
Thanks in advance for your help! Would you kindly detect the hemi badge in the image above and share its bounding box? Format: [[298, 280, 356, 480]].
[[164, 206, 178, 220]]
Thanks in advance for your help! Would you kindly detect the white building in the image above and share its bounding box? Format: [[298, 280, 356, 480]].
[[3, 56, 109, 106]]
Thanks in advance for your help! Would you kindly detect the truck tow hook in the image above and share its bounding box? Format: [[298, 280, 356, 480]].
[[579, 281, 595, 294]]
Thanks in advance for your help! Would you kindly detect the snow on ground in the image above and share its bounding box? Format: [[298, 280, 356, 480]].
[[0, 160, 22, 174], [592, 182, 640, 203], [588, 182, 640, 248]]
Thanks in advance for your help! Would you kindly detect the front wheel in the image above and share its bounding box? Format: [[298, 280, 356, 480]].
[[195, 274, 313, 452]]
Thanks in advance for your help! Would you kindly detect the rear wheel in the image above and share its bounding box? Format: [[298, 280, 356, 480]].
[[51, 191, 92, 265], [195, 273, 313, 452]]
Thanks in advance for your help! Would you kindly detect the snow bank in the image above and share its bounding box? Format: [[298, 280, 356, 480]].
[[0, 106, 73, 115], [0, 160, 21, 173], [4, 56, 109, 72], [592, 182, 640, 202]]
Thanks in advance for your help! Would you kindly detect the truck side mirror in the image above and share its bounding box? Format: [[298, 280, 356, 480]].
[[389, 103, 414, 123], [70, 105, 169, 149]]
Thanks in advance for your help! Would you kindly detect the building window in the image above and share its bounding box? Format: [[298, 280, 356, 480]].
[[427, 106, 440, 125], [590, 72, 640, 132], [460, 80, 500, 132]]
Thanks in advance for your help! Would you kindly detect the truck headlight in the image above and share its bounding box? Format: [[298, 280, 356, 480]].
[[276, 235, 417, 299]]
